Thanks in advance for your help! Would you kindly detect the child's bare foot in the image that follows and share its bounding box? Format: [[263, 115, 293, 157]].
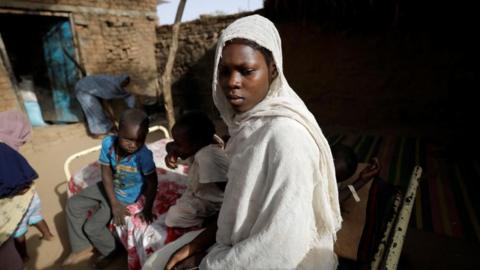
[[62, 247, 94, 266], [34, 220, 54, 241]]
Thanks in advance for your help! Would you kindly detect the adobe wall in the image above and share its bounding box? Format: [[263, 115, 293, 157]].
[[0, 0, 159, 112], [155, 12, 478, 134]]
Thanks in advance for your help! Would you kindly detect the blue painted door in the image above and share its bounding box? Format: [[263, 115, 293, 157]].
[[43, 21, 81, 122]]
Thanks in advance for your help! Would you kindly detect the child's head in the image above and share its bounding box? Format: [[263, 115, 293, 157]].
[[218, 37, 278, 113], [0, 110, 32, 151], [170, 112, 216, 160], [332, 143, 358, 183], [117, 108, 149, 154]]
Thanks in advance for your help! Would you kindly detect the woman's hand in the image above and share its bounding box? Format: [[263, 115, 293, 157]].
[[165, 215, 218, 270], [164, 243, 194, 270], [166, 250, 207, 270]]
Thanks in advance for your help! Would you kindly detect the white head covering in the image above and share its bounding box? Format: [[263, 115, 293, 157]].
[[212, 15, 342, 237]]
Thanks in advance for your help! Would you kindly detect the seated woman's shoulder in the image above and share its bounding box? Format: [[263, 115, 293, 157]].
[[267, 117, 310, 136], [265, 117, 314, 147]]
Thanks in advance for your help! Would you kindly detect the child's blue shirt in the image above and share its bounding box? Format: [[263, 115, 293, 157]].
[[98, 135, 155, 204]]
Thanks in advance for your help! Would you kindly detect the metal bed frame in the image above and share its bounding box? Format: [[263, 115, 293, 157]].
[[64, 125, 170, 182]]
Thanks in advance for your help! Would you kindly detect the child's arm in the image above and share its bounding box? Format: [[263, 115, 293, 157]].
[[339, 158, 382, 204], [101, 164, 128, 225], [354, 158, 381, 190], [138, 171, 158, 223], [137, 147, 158, 223]]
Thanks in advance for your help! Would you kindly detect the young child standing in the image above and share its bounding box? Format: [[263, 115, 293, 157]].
[[63, 108, 158, 268], [0, 110, 54, 263], [164, 112, 228, 228], [12, 184, 54, 261]]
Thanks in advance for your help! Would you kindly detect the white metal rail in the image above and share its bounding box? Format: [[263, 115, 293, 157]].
[[64, 125, 170, 182]]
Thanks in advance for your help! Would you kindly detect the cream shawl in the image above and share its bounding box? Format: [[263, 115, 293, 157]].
[[200, 15, 342, 269]]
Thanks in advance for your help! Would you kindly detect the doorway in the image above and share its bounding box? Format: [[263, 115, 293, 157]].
[[0, 13, 82, 124]]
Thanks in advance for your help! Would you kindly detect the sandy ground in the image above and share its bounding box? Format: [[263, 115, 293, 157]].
[[18, 122, 162, 270]]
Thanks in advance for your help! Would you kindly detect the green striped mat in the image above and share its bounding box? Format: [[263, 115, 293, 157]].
[[328, 133, 480, 242]]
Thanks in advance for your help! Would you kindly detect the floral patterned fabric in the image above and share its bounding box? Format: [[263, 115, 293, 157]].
[[67, 139, 196, 270]]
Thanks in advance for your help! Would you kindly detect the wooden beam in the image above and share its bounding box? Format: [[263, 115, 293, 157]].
[[0, 1, 157, 18], [0, 33, 24, 112], [161, 0, 187, 131]]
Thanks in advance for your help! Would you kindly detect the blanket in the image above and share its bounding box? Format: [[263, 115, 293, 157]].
[[67, 139, 196, 270]]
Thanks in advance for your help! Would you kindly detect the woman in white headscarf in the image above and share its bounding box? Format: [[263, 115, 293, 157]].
[[153, 14, 342, 270]]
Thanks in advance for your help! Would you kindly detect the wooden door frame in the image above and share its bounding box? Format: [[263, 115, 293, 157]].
[[0, 32, 24, 112], [0, 9, 84, 104]]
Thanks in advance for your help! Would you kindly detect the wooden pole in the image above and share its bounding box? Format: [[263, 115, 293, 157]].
[[161, 0, 187, 130], [0, 33, 24, 112]]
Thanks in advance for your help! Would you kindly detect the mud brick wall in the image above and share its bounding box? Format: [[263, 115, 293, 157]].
[[0, 0, 159, 113], [72, 12, 159, 96], [0, 56, 19, 111], [155, 13, 249, 115]]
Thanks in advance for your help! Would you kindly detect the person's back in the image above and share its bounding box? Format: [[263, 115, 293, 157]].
[[164, 112, 228, 228], [74, 74, 135, 136], [75, 74, 131, 99]]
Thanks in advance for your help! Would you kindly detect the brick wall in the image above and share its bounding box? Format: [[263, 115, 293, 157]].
[[155, 13, 249, 115], [0, 56, 19, 111], [0, 0, 159, 112], [72, 12, 158, 96]]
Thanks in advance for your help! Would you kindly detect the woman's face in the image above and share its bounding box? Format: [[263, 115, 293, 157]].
[[218, 43, 275, 113]]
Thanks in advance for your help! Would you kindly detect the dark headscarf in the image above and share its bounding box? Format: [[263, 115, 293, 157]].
[[0, 143, 38, 198]]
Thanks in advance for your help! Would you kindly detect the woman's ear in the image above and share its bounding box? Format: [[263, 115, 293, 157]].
[[270, 63, 278, 82]]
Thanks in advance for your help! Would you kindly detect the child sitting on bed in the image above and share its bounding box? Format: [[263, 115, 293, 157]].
[[63, 108, 158, 268], [164, 112, 228, 228], [332, 143, 382, 204]]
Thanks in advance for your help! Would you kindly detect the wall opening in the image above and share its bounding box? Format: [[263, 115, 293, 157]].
[[0, 13, 82, 125]]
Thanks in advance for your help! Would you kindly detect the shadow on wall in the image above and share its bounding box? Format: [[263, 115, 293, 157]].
[[171, 47, 218, 118], [158, 6, 480, 145]]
